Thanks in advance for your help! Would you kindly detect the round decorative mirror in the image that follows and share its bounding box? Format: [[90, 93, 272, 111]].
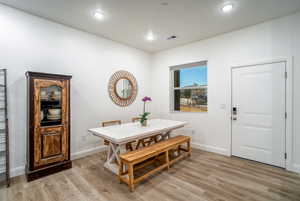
[[108, 70, 138, 107], [115, 78, 133, 99]]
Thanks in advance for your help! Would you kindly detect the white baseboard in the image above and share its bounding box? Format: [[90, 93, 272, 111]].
[[71, 145, 106, 160], [292, 164, 300, 174], [10, 145, 106, 178], [10, 144, 299, 177], [10, 166, 25, 178], [192, 143, 300, 174], [192, 143, 230, 156]]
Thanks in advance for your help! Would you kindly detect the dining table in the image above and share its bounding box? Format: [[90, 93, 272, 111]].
[[88, 119, 187, 174]]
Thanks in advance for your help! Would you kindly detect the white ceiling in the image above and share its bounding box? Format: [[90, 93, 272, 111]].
[[1, 0, 300, 53]]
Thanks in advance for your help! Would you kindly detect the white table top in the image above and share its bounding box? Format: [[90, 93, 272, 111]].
[[88, 119, 187, 144]]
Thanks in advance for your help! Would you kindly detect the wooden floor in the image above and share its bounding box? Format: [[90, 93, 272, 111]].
[[1, 149, 300, 201]]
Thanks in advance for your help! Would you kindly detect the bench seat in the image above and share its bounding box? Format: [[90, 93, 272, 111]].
[[119, 135, 191, 191]]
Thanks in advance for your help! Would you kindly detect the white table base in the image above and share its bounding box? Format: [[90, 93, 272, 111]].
[[104, 143, 124, 174]]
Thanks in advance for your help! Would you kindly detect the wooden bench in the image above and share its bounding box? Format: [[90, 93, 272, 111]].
[[119, 135, 191, 191]]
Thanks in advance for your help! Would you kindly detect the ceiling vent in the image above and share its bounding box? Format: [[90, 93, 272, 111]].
[[167, 35, 177, 40]]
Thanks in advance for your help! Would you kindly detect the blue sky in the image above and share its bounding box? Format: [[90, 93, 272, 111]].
[[180, 66, 207, 87]]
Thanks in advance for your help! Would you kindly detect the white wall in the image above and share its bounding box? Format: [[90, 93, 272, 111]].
[[151, 12, 300, 173], [0, 4, 151, 176], [1, 3, 300, 177]]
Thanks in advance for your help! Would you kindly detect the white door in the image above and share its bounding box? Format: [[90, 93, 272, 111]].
[[231, 62, 286, 168]]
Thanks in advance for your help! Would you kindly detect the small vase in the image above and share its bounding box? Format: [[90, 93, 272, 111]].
[[141, 120, 147, 127]]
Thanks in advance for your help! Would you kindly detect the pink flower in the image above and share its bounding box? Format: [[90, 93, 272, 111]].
[[142, 96, 152, 102]]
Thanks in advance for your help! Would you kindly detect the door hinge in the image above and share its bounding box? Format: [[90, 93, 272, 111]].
[[285, 72, 288, 79], [285, 112, 287, 119], [285, 153, 287, 159]]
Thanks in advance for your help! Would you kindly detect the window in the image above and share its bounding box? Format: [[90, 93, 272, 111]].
[[170, 61, 207, 112]]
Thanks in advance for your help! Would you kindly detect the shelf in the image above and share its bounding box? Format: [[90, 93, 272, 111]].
[[41, 107, 61, 110], [0, 69, 8, 187], [41, 100, 61, 109], [41, 118, 61, 122], [0, 167, 5, 174], [41, 119, 62, 127], [0, 161, 5, 167], [41, 99, 60, 103]]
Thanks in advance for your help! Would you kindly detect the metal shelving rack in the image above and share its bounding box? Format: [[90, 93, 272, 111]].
[[0, 69, 9, 187]]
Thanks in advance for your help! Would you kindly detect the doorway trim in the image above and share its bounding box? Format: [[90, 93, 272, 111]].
[[230, 58, 294, 171]]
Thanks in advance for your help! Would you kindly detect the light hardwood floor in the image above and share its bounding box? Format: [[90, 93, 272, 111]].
[[1, 149, 300, 201]]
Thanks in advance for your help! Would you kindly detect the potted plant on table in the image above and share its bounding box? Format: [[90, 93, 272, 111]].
[[140, 96, 152, 127]]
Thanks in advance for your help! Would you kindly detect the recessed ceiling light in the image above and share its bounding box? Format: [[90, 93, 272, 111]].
[[222, 4, 233, 13], [93, 10, 104, 20], [146, 32, 155, 41]]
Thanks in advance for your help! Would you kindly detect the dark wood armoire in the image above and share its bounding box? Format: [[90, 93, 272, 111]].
[[26, 72, 72, 181]]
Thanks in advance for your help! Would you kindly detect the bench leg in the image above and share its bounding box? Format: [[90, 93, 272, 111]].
[[128, 164, 134, 192], [166, 150, 170, 170], [178, 145, 181, 155], [119, 161, 123, 184], [187, 140, 191, 157]]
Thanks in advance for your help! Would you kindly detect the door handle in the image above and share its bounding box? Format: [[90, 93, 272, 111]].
[[232, 107, 237, 120]]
